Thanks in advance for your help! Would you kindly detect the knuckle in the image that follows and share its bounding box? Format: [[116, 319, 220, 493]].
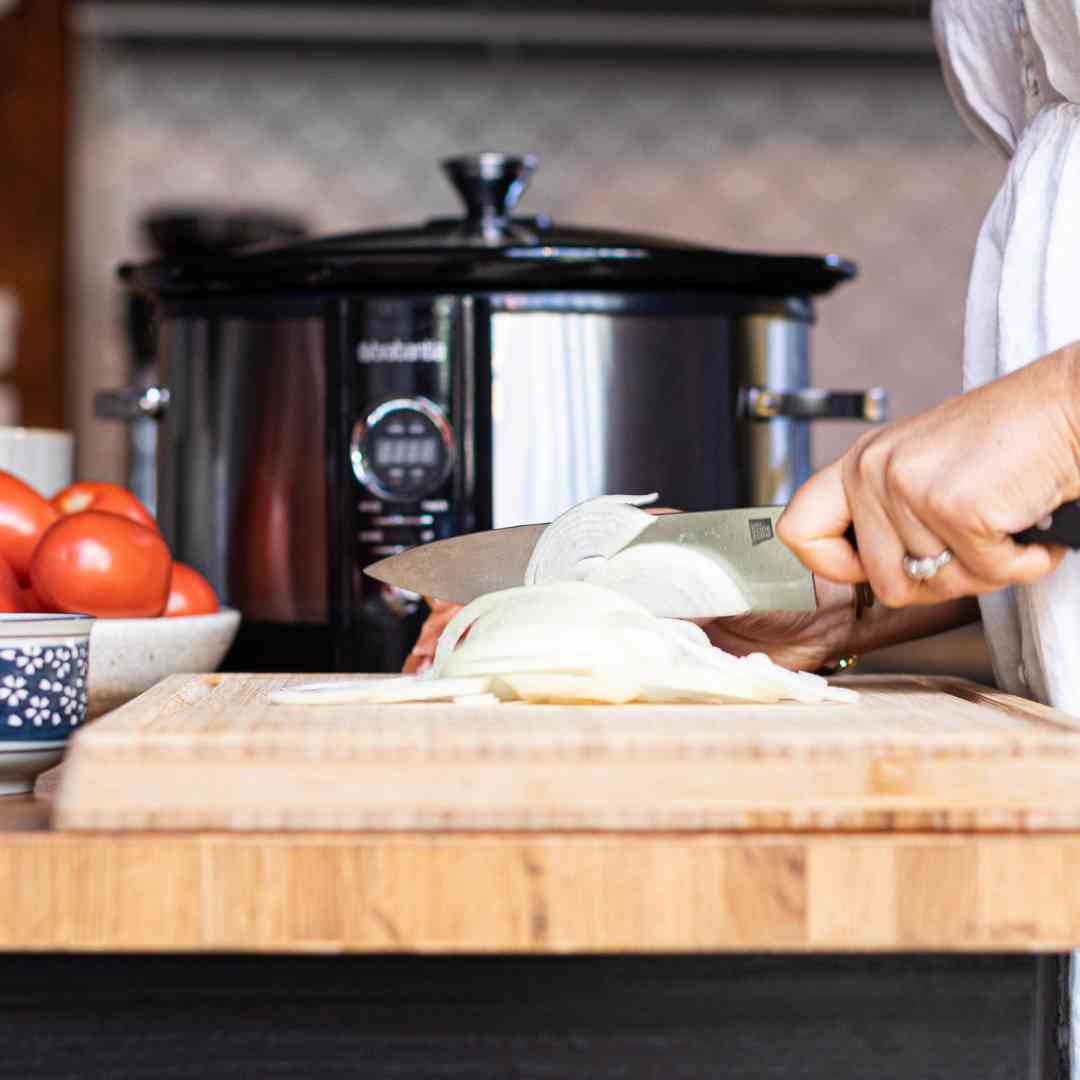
[[883, 456, 920, 500], [853, 440, 889, 485]]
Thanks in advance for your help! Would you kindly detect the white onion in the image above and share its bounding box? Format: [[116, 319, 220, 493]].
[[524, 493, 657, 587], [583, 542, 749, 618], [274, 494, 857, 709], [269, 675, 491, 706]]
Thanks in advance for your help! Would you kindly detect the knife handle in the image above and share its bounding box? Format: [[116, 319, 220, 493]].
[[1014, 500, 1080, 548], [840, 501, 1080, 553]]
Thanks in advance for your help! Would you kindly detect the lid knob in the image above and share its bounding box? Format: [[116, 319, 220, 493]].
[[441, 153, 538, 243]]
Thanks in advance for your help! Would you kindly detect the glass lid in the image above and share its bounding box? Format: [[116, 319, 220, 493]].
[[121, 153, 856, 298]]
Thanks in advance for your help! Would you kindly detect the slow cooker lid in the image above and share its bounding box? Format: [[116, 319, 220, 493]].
[[121, 153, 856, 297]]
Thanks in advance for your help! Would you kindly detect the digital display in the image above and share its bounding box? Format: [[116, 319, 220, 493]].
[[374, 437, 440, 468]]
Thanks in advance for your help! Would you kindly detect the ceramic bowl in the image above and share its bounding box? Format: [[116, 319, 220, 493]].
[[87, 608, 241, 720], [0, 613, 94, 794]]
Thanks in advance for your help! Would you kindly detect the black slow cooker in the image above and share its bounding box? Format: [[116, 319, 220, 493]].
[[101, 152, 885, 673]]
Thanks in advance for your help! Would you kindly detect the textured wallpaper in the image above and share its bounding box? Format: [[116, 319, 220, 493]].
[[70, 41, 1003, 481]]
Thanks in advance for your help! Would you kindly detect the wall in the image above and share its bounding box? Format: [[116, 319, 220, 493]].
[[70, 40, 1004, 482]]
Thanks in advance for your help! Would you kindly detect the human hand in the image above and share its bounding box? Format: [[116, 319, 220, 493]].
[[697, 577, 857, 671], [777, 345, 1080, 606], [402, 598, 458, 674]]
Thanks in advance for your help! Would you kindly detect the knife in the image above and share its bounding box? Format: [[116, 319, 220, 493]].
[[365, 506, 817, 613], [365, 498, 1080, 615]]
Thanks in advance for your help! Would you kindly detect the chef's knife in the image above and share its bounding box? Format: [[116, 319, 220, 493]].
[[364, 499, 1080, 615], [364, 506, 817, 613]]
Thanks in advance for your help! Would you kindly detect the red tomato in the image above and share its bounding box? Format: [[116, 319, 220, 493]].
[[0, 587, 19, 614], [17, 587, 44, 613], [51, 482, 157, 531], [0, 553, 18, 596], [164, 562, 219, 617], [0, 472, 59, 582], [30, 512, 172, 618]]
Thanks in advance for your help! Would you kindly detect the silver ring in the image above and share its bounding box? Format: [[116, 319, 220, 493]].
[[902, 548, 953, 582]]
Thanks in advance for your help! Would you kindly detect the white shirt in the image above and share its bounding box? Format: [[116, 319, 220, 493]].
[[933, 0, 1080, 713]]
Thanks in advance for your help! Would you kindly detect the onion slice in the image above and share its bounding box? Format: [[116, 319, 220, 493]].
[[584, 542, 749, 618], [269, 675, 491, 706], [524, 493, 657, 587]]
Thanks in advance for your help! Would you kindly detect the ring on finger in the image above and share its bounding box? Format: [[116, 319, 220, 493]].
[[902, 548, 953, 582]]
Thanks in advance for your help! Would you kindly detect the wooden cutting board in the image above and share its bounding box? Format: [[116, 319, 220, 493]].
[[53, 673, 1080, 833]]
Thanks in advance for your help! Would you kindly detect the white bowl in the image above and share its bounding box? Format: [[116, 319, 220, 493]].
[[0, 613, 94, 794], [87, 608, 241, 720]]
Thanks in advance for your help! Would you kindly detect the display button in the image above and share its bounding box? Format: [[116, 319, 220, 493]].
[[421, 499, 449, 513], [420, 530, 435, 542], [351, 396, 455, 502], [373, 515, 434, 527], [359, 529, 384, 543], [359, 499, 383, 513]]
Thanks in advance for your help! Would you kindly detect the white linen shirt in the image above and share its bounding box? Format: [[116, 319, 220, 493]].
[[933, 0, 1080, 713]]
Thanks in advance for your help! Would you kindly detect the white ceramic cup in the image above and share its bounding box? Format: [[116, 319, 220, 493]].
[[0, 428, 74, 497]]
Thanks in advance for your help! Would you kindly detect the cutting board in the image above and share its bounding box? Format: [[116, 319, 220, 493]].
[[53, 673, 1080, 833]]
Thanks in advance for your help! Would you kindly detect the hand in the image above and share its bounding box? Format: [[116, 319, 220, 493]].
[[402, 599, 458, 674], [778, 345, 1080, 607], [697, 578, 857, 671]]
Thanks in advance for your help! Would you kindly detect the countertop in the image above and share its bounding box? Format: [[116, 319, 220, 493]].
[[6, 762, 1080, 954]]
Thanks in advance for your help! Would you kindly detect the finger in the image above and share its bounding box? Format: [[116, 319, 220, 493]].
[[935, 528, 1066, 590], [845, 497, 915, 607], [880, 496, 1000, 603], [777, 461, 865, 583]]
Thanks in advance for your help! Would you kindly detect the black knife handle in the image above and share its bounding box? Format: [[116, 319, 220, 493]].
[[1014, 500, 1080, 548], [840, 501, 1080, 551]]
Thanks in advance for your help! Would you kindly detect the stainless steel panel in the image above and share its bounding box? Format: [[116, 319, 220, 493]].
[[155, 317, 328, 623], [736, 315, 811, 506], [490, 312, 737, 527]]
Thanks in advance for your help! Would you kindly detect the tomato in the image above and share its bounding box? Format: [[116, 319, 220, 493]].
[[16, 587, 43, 613], [51, 482, 157, 531], [0, 471, 59, 582], [164, 562, 219, 617], [0, 587, 19, 614], [30, 512, 172, 618], [0, 553, 18, 596]]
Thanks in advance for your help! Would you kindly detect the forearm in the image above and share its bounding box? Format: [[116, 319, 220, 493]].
[[850, 594, 980, 656]]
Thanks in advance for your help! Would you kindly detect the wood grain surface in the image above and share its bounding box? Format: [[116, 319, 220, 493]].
[[55, 673, 1080, 833], [2, 825, 1080, 952]]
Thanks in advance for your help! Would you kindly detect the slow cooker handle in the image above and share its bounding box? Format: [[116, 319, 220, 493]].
[[94, 385, 170, 421], [740, 386, 888, 422]]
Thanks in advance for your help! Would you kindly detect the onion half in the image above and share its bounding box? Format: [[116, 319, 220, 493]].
[[274, 494, 856, 708]]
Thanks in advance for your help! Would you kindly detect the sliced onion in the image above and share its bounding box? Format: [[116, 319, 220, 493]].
[[274, 491, 858, 709], [583, 542, 749, 618], [495, 673, 642, 705], [524, 493, 657, 587], [269, 675, 491, 706]]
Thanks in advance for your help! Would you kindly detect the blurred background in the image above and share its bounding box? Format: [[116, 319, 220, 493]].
[[3, 0, 1000, 482]]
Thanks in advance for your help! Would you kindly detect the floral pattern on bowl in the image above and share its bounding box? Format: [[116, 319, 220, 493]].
[[0, 641, 89, 738], [0, 614, 95, 795]]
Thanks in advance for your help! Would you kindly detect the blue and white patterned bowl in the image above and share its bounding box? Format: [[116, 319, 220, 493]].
[[0, 614, 94, 794]]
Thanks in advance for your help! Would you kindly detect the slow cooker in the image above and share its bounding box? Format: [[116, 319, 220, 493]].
[[100, 152, 886, 673]]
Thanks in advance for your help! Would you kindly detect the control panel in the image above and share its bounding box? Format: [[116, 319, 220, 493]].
[[352, 396, 456, 571], [346, 295, 476, 673]]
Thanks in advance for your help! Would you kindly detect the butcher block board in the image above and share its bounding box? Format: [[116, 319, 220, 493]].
[[53, 673, 1080, 833]]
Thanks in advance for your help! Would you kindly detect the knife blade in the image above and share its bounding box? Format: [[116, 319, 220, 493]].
[[364, 506, 817, 614]]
